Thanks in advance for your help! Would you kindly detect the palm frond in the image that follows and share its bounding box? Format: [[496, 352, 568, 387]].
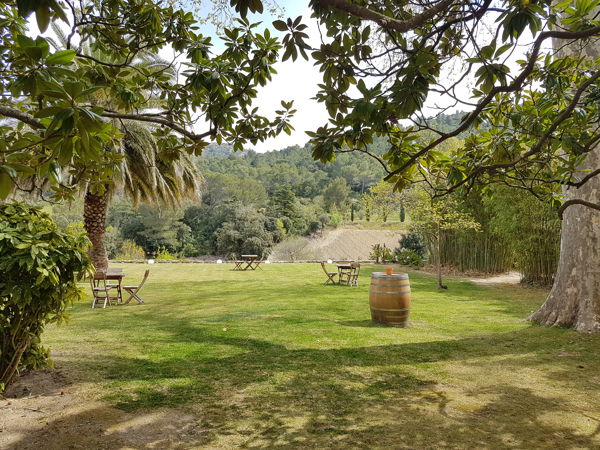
[[118, 121, 202, 207]]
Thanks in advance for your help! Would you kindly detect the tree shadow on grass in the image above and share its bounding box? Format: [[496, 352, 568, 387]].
[[9, 312, 599, 449]]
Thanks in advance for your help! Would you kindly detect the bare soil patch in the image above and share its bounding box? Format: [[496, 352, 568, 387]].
[[1, 370, 204, 449]]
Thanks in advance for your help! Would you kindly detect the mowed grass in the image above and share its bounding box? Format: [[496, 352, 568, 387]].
[[43, 263, 600, 448]]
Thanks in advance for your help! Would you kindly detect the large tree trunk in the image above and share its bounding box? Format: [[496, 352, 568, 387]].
[[529, 148, 600, 332], [83, 188, 109, 271], [529, 13, 600, 332]]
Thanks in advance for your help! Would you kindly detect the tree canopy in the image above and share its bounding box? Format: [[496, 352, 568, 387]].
[[274, 0, 599, 211], [0, 0, 295, 200]]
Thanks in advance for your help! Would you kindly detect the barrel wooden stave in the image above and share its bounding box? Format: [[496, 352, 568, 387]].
[[369, 272, 411, 327]]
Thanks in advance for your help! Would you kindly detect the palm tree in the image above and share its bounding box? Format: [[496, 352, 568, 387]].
[[84, 121, 201, 270], [49, 26, 202, 270]]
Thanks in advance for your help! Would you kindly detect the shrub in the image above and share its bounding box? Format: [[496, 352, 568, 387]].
[[156, 246, 177, 261], [397, 232, 427, 258], [269, 237, 318, 261], [370, 244, 394, 263], [395, 249, 424, 268], [329, 207, 343, 227], [114, 239, 146, 260], [0, 203, 91, 391]]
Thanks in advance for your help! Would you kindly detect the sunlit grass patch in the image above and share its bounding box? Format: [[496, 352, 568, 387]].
[[43, 263, 600, 448]]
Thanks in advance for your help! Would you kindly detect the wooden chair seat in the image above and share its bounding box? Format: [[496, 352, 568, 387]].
[[348, 263, 361, 286], [90, 272, 120, 308], [320, 261, 338, 285], [123, 269, 150, 305]]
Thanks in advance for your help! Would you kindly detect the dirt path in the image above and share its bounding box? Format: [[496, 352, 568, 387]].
[[468, 271, 521, 285], [0, 370, 204, 449]]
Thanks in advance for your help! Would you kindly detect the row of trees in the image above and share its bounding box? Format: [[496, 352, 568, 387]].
[[52, 140, 401, 258]]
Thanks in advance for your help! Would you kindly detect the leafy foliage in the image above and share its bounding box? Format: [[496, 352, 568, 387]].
[[408, 186, 480, 288], [0, 0, 295, 201], [395, 249, 424, 268], [0, 202, 91, 391], [214, 205, 283, 256], [114, 239, 146, 261], [362, 180, 404, 222], [397, 232, 427, 258], [485, 186, 561, 285], [183, 202, 282, 257], [369, 243, 394, 263], [275, 1, 600, 208]]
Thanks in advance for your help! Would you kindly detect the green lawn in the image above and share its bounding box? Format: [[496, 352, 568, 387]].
[[43, 263, 600, 448]]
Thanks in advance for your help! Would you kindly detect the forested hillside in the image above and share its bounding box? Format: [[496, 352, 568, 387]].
[[47, 112, 561, 284]]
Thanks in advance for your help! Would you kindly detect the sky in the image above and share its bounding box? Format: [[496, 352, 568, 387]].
[[224, 1, 329, 153], [168, 1, 328, 153], [27, 1, 533, 154]]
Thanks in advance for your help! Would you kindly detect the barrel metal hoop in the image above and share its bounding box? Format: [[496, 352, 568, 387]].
[[371, 282, 410, 287], [369, 289, 411, 295], [371, 273, 409, 280], [370, 306, 411, 312]]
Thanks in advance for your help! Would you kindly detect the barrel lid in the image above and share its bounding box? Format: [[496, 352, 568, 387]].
[[371, 272, 409, 279]]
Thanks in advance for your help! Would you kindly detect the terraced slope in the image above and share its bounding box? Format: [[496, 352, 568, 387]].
[[270, 228, 404, 261]]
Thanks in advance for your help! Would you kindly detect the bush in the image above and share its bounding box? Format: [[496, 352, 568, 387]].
[[397, 232, 427, 258], [329, 207, 343, 227], [0, 203, 91, 391], [395, 249, 424, 268], [114, 239, 146, 260], [370, 244, 394, 263], [156, 246, 177, 261]]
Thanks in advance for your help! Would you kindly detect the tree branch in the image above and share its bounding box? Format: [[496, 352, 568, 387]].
[[101, 111, 213, 141], [558, 199, 600, 219], [316, 0, 459, 33], [0, 105, 44, 129], [0, 105, 212, 142], [383, 25, 600, 181]]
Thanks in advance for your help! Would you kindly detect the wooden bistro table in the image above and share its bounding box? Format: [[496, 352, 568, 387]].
[[337, 263, 353, 285], [93, 268, 126, 304], [240, 255, 261, 271]]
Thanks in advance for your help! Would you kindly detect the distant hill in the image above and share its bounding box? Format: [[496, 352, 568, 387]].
[[202, 144, 236, 158]]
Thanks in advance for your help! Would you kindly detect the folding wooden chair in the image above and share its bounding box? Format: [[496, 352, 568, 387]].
[[320, 261, 338, 285], [348, 263, 361, 287], [90, 271, 119, 308], [122, 269, 150, 304]]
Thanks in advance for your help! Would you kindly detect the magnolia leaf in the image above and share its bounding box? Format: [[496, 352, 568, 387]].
[[46, 49, 76, 66]]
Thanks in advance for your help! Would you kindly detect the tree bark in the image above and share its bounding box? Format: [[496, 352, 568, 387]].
[[529, 12, 600, 332], [529, 144, 600, 332], [83, 188, 109, 271]]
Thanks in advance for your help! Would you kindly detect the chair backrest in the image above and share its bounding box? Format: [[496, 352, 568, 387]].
[[351, 263, 361, 276], [138, 269, 150, 289], [91, 270, 107, 289], [320, 261, 330, 274]]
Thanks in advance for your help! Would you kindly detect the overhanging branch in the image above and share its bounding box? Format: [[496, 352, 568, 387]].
[[558, 199, 600, 219], [101, 111, 214, 141], [383, 25, 600, 181], [316, 0, 459, 33], [0, 105, 44, 129], [0, 105, 212, 142]]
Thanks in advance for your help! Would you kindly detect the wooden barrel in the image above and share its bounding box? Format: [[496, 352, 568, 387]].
[[369, 272, 411, 327]]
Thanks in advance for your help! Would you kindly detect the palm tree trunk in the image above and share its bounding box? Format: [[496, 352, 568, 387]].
[[83, 188, 109, 271]]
